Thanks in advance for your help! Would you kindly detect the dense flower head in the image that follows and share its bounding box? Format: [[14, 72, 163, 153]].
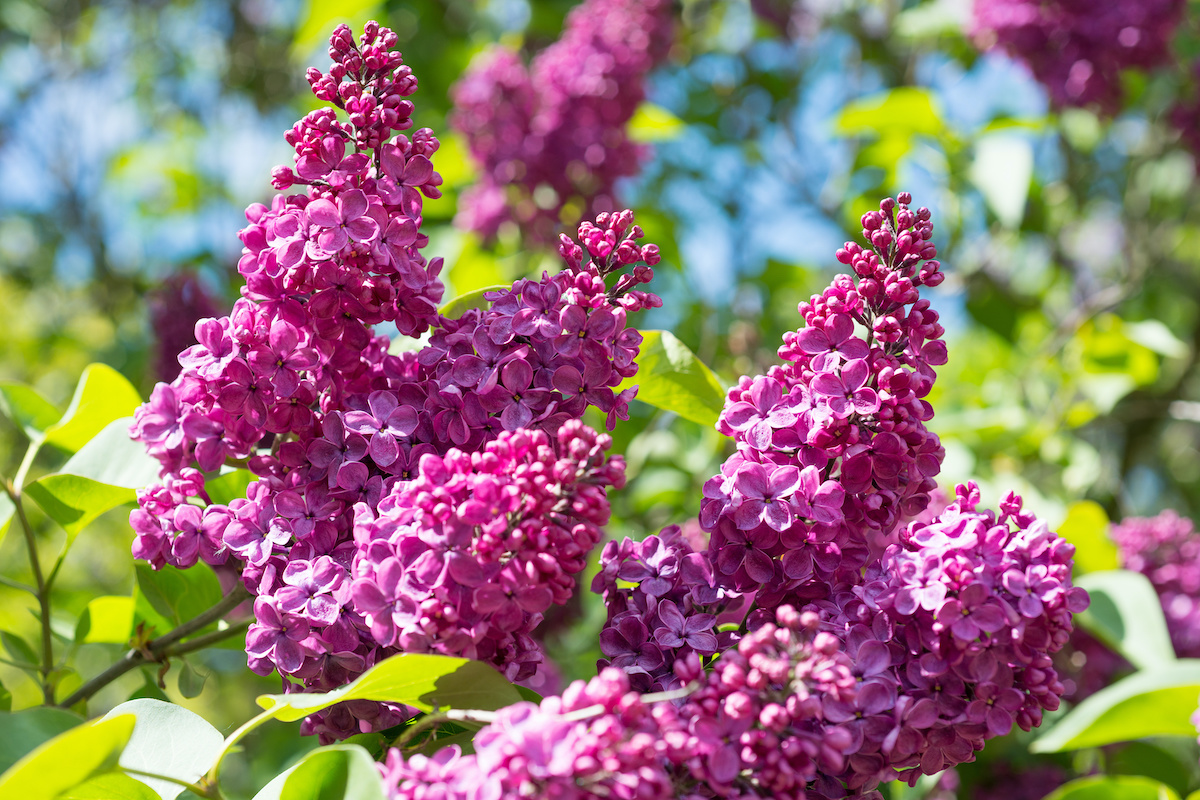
[[450, 0, 674, 244], [378, 668, 694, 800], [129, 22, 662, 744], [970, 0, 1185, 113], [1111, 509, 1200, 657], [705, 193, 947, 600]]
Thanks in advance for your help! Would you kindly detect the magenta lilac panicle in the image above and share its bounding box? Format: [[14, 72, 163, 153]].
[[129, 21, 661, 743], [1111, 509, 1200, 657], [450, 0, 674, 244]]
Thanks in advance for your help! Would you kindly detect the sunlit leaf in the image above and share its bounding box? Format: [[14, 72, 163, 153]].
[[60, 772, 160, 800], [0, 714, 134, 800], [1075, 570, 1176, 671], [1032, 660, 1200, 752], [101, 699, 224, 800], [439, 284, 510, 320], [24, 474, 135, 538], [76, 596, 135, 645], [42, 364, 142, 454], [836, 87, 944, 138], [629, 102, 686, 143], [60, 418, 161, 490], [256, 653, 522, 722], [970, 132, 1033, 228], [1043, 775, 1180, 800], [0, 381, 60, 440], [616, 330, 725, 428], [253, 744, 388, 800], [1057, 500, 1119, 574]]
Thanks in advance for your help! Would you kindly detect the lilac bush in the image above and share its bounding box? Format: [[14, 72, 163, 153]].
[[450, 0, 674, 244]]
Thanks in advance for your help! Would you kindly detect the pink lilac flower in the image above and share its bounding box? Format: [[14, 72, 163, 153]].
[[1111, 509, 1200, 657], [971, 0, 1185, 113], [450, 0, 674, 244]]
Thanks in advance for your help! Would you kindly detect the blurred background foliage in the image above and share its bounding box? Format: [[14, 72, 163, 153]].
[[2, 0, 1200, 796]]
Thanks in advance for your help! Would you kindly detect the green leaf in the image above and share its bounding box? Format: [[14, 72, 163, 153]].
[[0, 708, 83, 773], [628, 102, 685, 143], [1057, 500, 1119, 574], [969, 132, 1034, 228], [101, 699, 224, 800], [205, 468, 255, 506], [0, 714, 135, 800], [273, 745, 388, 800], [42, 364, 142, 454], [60, 772, 160, 800], [257, 653, 523, 722], [76, 596, 135, 645], [439, 284, 509, 319], [0, 679, 9, 712], [1043, 775, 1181, 800], [616, 330, 725, 428], [24, 474, 135, 538], [134, 563, 223, 630], [177, 661, 208, 699], [1032, 660, 1200, 752], [836, 87, 945, 139], [1075, 570, 1176, 671], [1, 629, 39, 669], [0, 381, 60, 439], [59, 418, 161, 490], [0, 491, 13, 547]]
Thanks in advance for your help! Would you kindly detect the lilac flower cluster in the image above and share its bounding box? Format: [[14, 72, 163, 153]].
[[592, 194, 1087, 795], [703, 193, 947, 602], [450, 0, 673, 244], [1111, 510, 1200, 657], [378, 667, 693, 800], [129, 23, 663, 743], [970, 0, 1184, 113]]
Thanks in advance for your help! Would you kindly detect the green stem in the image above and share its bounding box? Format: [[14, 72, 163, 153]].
[[121, 767, 225, 800], [4, 455, 54, 704], [205, 707, 276, 787], [56, 586, 251, 709]]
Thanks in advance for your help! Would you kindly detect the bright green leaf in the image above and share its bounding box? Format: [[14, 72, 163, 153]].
[[1124, 320, 1190, 359], [42, 364, 142, 454], [0, 708, 83, 773], [894, 0, 971, 40], [205, 468, 256, 506], [1057, 500, 1118, 574], [1, 630, 39, 669], [1075, 570, 1176, 671], [440, 284, 509, 319], [970, 132, 1033, 228], [0, 492, 14, 550], [629, 102, 686, 143], [78, 596, 135, 645], [616, 330, 725, 427], [23, 474, 135, 538], [257, 653, 522, 722], [0, 381, 60, 440], [60, 772, 160, 800], [293, 0, 381, 59], [1032, 660, 1200, 752], [0, 714, 135, 800], [1043, 775, 1180, 800], [134, 563, 223, 631], [59, 418, 160, 490], [275, 745, 388, 800], [101, 699, 224, 800], [836, 87, 944, 139]]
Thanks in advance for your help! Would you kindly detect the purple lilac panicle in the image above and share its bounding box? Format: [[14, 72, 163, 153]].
[[450, 0, 674, 244], [129, 22, 662, 743], [970, 0, 1185, 113], [1111, 509, 1200, 657]]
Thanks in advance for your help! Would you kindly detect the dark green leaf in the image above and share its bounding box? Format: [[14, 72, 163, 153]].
[[615, 330, 725, 427], [101, 699, 224, 800], [0, 381, 60, 439], [0, 708, 83, 773], [1075, 570, 1176, 670], [60, 772, 160, 800], [134, 563, 223, 630], [42, 364, 142, 454], [1032, 660, 1200, 752], [0, 679, 9, 712], [269, 745, 388, 800], [439, 284, 509, 319], [204, 468, 255, 506], [1043, 775, 1180, 800], [257, 653, 522, 722], [60, 418, 161, 490], [177, 661, 208, 699], [24, 474, 136, 538], [1, 630, 39, 669], [0, 713, 135, 799]]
